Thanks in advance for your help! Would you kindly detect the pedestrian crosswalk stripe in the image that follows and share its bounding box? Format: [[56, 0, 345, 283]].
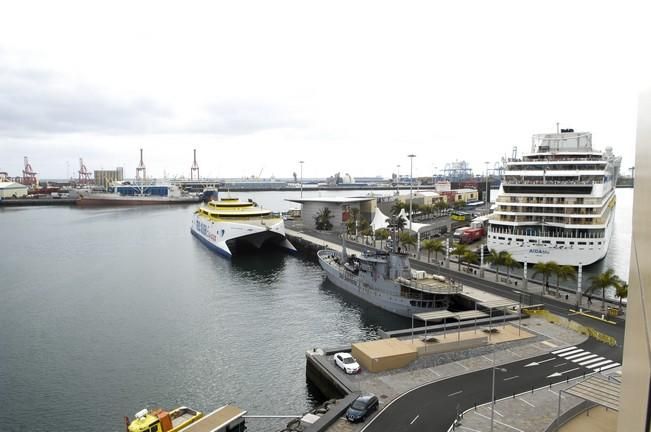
[[579, 357, 604, 366], [590, 360, 615, 370], [595, 363, 620, 372], [552, 346, 576, 355], [558, 349, 583, 358], [571, 354, 597, 363], [565, 351, 591, 360]]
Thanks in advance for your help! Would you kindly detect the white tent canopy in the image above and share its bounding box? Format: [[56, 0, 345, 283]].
[[370, 207, 431, 233]]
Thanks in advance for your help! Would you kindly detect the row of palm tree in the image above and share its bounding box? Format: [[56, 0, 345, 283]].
[[391, 200, 451, 220], [528, 260, 627, 311], [485, 250, 520, 281]]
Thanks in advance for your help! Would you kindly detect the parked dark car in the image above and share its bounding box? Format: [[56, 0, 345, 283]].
[[346, 394, 379, 422]]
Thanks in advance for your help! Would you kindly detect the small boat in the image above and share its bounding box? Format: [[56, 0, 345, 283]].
[[126, 404, 246, 432], [191, 197, 296, 258]]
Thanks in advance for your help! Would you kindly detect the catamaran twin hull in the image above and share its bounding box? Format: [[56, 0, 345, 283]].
[[191, 215, 296, 258]]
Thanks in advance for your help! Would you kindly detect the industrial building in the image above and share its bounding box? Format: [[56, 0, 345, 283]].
[[0, 181, 28, 198], [94, 167, 124, 190]]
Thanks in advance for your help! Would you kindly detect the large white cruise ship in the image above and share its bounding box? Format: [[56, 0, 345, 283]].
[[191, 197, 296, 258], [487, 129, 621, 266]]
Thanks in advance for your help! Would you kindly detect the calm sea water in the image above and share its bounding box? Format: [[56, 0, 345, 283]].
[[0, 188, 632, 432]]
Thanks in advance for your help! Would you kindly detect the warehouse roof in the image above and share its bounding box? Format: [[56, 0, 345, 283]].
[[0, 182, 28, 190]]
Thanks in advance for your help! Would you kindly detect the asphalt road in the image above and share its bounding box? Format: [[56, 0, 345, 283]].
[[362, 338, 620, 432]]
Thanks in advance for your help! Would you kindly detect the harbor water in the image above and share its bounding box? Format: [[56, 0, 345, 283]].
[[0, 188, 632, 431]]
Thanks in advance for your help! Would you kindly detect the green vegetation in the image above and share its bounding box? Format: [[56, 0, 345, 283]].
[[314, 207, 333, 231], [588, 268, 622, 311]]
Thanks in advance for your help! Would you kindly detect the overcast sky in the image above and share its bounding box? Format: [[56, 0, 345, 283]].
[[1, 0, 649, 180]]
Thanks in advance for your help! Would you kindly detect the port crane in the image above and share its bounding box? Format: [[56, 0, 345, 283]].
[[136, 148, 146, 181], [78, 158, 92, 185], [190, 149, 200, 180], [22, 156, 38, 187]]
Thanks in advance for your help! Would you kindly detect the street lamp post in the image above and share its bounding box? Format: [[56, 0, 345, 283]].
[[485, 161, 490, 214], [299, 160, 304, 198], [408, 154, 416, 234], [513, 290, 522, 335], [577, 262, 583, 309], [491, 347, 507, 432]]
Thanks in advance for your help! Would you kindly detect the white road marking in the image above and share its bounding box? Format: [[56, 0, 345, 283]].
[[571, 354, 597, 363], [503, 375, 519, 381], [482, 355, 494, 362], [565, 351, 592, 360], [579, 356, 604, 366], [457, 361, 469, 370], [473, 412, 525, 432], [596, 363, 620, 372], [518, 397, 536, 408], [552, 346, 576, 354], [591, 360, 616, 370], [448, 390, 463, 397], [538, 357, 557, 364], [493, 408, 504, 417], [558, 349, 583, 358], [410, 414, 419, 425], [553, 362, 568, 368], [428, 368, 441, 377], [560, 367, 580, 375]]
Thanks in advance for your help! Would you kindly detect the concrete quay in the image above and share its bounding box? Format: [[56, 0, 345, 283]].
[[287, 227, 624, 431]]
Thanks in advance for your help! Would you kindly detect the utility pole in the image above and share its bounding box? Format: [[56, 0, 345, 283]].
[[408, 154, 416, 234], [299, 161, 304, 198]]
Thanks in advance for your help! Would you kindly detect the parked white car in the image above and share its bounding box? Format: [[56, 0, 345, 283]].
[[334, 352, 361, 374]]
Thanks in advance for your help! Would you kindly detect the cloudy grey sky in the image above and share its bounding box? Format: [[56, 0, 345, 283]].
[[1, 0, 649, 180]]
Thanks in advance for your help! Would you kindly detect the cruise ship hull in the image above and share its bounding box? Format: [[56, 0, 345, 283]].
[[317, 250, 447, 318], [191, 214, 296, 258], [77, 194, 200, 206], [487, 220, 612, 266]]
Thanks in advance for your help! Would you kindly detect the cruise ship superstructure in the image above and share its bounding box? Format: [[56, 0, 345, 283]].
[[487, 130, 621, 266], [191, 197, 296, 258]]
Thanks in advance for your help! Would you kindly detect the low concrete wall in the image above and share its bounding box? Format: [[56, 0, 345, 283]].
[[416, 335, 488, 355], [305, 351, 352, 399]]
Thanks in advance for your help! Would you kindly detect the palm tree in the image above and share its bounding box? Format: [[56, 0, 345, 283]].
[[399, 231, 416, 254], [421, 204, 433, 219], [452, 244, 469, 270], [554, 265, 577, 297], [421, 239, 436, 263], [589, 268, 622, 311], [615, 281, 628, 312], [500, 251, 519, 282], [391, 200, 405, 215], [486, 249, 503, 281], [375, 228, 389, 250], [463, 250, 479, 271], [431, 239, 444, 264], [532, 261, 558, 294], [314, 207, 333, 231]]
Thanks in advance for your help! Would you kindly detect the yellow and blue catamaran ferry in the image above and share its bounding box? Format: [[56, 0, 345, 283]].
[[191, 197, 296, 258]]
